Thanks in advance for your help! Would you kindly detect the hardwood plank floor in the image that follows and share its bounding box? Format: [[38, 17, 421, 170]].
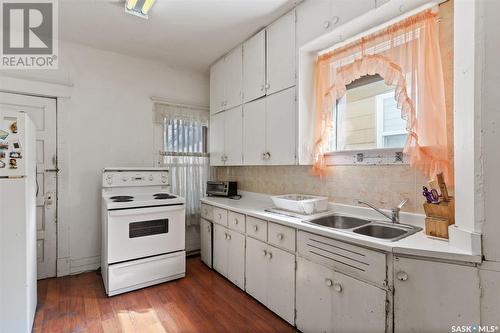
[[34, 256, 296, 333]]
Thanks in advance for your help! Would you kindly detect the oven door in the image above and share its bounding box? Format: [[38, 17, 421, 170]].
[[107, 204, 185, 264]]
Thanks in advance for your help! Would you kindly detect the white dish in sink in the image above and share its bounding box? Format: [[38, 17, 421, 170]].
[[271, 194, 328, 215]]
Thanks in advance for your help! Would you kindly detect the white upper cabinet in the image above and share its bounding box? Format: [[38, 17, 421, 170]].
[[243, 30, 266, 103], [210, 46, 243, 115], [225, 46, 243, 110], [243, 98, 266, 165], [265, 87, 296, 165], [296, 0, 376, 48], [210, 107, 243, 166], [266, 10, 296, 95]]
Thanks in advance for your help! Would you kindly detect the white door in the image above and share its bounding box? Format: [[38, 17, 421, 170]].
[[209, 112, 225, 166], [296, 256, 335, 333], [210, 58, 226, 115], [394, 256, 480, 333], [224, 46, 243, 110], [332, 271, 386, 332], [243, 30, 266, 103], [267, 245, 295, 325], [223, 106, 243, 165], [0, 92, 57, 279], [266, 87, 296, 165], [245, 236, 268, 305], [266, 10, 296, 95], [226, 230, 245, 290], [212, 224, 228, 276], [243, 98, 266, 165], [200, 219, 212, 268]]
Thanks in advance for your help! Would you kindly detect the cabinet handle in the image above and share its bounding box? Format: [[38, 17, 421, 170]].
[[396, 271, 408, 281], [253, 225, 258, 232], [323, 20, 331, 29], [276, 233, 284, 241], [224, 232, 227, 239], [267, 252, 272, 260], [261, 152, 267, 160], [260, 84, 265, 91], [265, 83, 270, 89], [207, 225, 211, 232], [262, 249, 267, 256], [333, 282, 342, 293], [227, 234, 231, 240], [218, 213, 222, 220], [325, 278, 333, 287], [234, 218, 238, 225]]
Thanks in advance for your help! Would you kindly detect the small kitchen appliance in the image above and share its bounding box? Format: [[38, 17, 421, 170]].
[[101, 167, 186, 296], [0, 111, 37, 333], [206, 181, 237, 197]]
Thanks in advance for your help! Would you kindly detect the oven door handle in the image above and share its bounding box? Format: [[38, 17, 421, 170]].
[[108, 205, 184, 217]]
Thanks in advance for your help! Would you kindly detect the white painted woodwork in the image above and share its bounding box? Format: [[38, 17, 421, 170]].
[[267, 222, 296, 252], [200, 218, 212, 268], [246, 237, 295, 324], [0, 93, 58, 279], [265, 87, 296, 165], [228, 211, 246, 233], [266, 10, 296, 95], [210, 58, 225, 115], [245, 236, 268, 304], [243, 98, 267, 165], [225, 46, 243, 109], [223, 106, 243, 165], [297, 230, 386, 286], [243, 30, 266, 103], [212, 224, 228, 276], [212, 207, 228, 226], [201, 203, 213, 221], [393, 256, 480, 332], [209, 112, 225, 166], [245, 216, 268, 241], [226, 229, 245, 290]]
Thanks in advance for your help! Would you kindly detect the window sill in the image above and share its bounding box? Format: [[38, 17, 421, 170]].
[[324, 148, 407, 166]]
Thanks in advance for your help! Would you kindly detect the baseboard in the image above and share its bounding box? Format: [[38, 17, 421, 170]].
[[70, 255, 100, 275], [57, 257, 70, 277]]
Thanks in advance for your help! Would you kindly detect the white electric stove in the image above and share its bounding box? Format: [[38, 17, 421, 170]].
[[101, 167, 186, 296]]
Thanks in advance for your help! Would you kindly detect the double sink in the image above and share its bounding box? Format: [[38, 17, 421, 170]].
[[303, 215, 421, 242]]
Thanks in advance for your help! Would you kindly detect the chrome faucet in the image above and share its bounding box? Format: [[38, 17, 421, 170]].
[[357, 199, 408, 224]]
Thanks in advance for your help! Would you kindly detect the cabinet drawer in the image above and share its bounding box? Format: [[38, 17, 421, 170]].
[[228, 211, 245, 233], [246, 216, 267, 241], [268, 222, 295, 252], [213, 207, 228, 226], [297, 231, 386, 286], [201, 203, 213, 221]]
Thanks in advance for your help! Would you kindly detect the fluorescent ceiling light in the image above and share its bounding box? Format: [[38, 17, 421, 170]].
[[125, 0, 156, 19]]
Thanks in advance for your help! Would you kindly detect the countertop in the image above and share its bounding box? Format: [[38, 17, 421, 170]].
[[201, 192, 482, 264]]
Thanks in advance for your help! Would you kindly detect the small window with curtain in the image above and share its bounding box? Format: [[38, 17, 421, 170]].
[[164, 117, 208, 156]]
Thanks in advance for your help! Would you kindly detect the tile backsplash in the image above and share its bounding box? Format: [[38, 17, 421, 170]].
[[216, 165, 437, 214]]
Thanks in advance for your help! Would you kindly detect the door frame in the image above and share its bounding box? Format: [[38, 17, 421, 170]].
[[0, 73, 73, 277]]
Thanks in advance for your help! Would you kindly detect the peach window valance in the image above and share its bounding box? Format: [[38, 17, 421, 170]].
[[313, 9, 452, 185]]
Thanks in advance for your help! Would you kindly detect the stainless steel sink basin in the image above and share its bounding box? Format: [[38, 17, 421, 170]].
[[307, 215, 370, 229], [353, 224, 408, 239]]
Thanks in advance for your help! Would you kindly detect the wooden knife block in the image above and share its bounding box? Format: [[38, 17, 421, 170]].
[[423, 197, 454, 239]]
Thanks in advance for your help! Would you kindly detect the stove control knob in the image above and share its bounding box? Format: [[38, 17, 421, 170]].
[[106, 175, 113, 185], [161, 175, 168, 183], [122, 176, 128, 182], [149, 175, 154, 181]]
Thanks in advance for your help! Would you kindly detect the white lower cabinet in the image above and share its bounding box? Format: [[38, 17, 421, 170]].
[[213, 224, 245, 289], [200, 218, 212, 268], [296, 256, 386, 333], [393, 256, 480, 333], [245, 237, 295, 324]]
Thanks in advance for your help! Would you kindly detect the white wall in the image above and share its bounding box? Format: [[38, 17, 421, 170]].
[[1, 41, 209, 275]]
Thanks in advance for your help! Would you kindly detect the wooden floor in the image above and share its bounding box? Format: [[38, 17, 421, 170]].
[[34, 256, 296, 333]]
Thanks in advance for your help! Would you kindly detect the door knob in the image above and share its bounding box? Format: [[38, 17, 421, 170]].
[[396, 271, 408, 281]]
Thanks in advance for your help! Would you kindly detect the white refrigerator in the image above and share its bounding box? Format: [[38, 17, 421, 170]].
[[0, 111, 37, 333]]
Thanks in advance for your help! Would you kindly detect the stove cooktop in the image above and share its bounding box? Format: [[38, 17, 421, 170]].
[[153, 193, 177, 200], [103, 192, 184, 210]]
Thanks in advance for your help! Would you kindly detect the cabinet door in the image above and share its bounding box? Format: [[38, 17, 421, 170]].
[[296, 256, 334, 332], [265, 87, 296, 165], [212, 224, 228, 277], [332, 271, 386, 333], [227, 230, 245, 290], [210, 58, 225, 115], [225, 46, 243, 109], [267, 246, 295, 325], [245, 237, 268, 305], [243, 98, 266, 165], [394, 257, 480, 333], [224, 106, 243, 165], [209, 112, 225, 166], [266, 10, 296, 95], [200, 219, 212, 268], [243, 30, 266, 103]]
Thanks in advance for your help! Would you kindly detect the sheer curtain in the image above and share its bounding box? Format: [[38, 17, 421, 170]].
[[154, 102, 209, 227]]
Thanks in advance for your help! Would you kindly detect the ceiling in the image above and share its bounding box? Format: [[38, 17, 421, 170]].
[[59, 0, 298, 72]]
